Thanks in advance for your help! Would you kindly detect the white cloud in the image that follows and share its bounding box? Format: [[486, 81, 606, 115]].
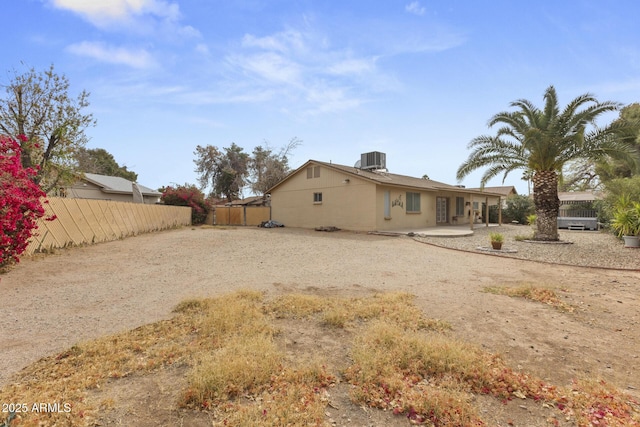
[[224, 27, 386, 114], [328, 58, 377, 76], [242, 29, 306, 54], [195, 43, 210, 55], [228, 52, 302, 85], [405, 1, 426, 16], [66, 41, 157, 69], [51, 0, 180, 23], [49, 0, 200, 40], [178, 25, 201, 38], [305, 86, 364, 115]]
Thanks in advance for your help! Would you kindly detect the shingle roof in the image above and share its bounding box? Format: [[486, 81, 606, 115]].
[[467, 186, 518, 197], [270, 160, 504, 197], [83, 173, 161, 196], [219, 196, 268, 206]]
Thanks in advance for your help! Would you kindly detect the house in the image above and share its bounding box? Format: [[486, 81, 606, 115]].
[[220, 196, 270, 207], [467, 186, 518, 209], [65, 173, 162, 204], [267, 153, 505, 232]]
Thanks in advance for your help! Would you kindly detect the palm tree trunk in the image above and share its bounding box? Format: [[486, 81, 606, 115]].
[[532, 170, 560, 241]]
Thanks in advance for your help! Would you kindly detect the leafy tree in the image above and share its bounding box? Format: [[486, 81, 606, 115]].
[[0, 64, 96, 191], [595, 103, 640, 181], [0, 135, 53, 269], [557, 160, 600, 192], [457, 85, 636, 241], [194, 143, 250, 201], [248, 137, 301, 195], [560, 103, 640, 190], [75, 147, 138, 181]]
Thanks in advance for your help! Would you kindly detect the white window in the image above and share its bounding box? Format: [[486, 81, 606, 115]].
[[406, 192, 420, 213], [313, 192, 322, 203], [456, 197, 465, 216], [384, 191, 390, 218]]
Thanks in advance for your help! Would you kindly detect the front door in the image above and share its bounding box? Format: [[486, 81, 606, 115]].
[[436, 197, 448, 224]]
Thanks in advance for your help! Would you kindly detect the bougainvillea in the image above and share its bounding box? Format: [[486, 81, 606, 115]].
[[0, 135, 52, 268], [161, 184, 210, 225]]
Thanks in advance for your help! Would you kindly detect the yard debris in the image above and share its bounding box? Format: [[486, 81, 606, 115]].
[[258, 220, 285, 228], [315, 226, 340, 232]]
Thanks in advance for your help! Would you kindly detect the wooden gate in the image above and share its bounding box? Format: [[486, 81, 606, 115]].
[[214, 206, 271, 226]]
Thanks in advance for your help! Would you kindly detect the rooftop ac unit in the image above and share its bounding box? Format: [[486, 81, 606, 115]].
[[360, 151, 386, 170]]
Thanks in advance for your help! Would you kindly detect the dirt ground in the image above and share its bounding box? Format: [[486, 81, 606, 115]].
[[1, 226, 639, 426]]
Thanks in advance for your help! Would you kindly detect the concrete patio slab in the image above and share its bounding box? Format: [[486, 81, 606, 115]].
[[370, 223, 500, 238]]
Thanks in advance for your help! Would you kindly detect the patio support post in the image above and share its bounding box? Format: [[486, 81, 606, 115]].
[[485, 196, 489, 227], [498, 196, 502, 225], [469, 192, 474, 230]]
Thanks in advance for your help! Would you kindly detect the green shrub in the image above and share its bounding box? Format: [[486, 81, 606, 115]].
[[489, 232, 504, 243], [599, 177, 640, 226], [503, 195, 535, 224]]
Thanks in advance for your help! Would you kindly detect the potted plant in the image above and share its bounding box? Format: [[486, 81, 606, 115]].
[[489, 232, 504, 250], [611, 196, 640, 248]]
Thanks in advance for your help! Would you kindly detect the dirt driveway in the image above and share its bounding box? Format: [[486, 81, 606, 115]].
[[1, 226, 639, 414]]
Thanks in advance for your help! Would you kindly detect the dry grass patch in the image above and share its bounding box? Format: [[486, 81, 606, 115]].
[[344, 320, 554, 426], [267, 291, 450, 331], [179, 291, 338, 426], [2, 290, 638, 427], [267, 293, 328, 318], [484, 284, 575, 312], [0, 310, 205, 426]]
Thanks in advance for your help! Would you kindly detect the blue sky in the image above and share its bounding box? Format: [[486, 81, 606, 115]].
[[4, 0, 640, 195]]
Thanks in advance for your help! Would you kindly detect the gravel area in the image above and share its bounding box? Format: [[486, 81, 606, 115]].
[[414, 224, 639, 270]]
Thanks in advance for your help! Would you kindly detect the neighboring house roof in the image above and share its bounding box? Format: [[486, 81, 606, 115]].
[[269, 160, 505, 197], [220, 196, 269, 206], [467, 186, 518, 197], [558, 191, 603, 203], [82, 173, 161, 196]]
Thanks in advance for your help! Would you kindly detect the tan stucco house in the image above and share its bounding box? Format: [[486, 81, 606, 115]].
[[268, 156, 504, 232], [65, 173, 161, 204]]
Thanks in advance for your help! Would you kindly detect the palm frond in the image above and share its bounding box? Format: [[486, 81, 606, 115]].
[[458, 85, 629, 191]]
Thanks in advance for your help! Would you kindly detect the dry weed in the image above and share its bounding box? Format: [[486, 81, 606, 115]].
[[484, 283, 575, 312]]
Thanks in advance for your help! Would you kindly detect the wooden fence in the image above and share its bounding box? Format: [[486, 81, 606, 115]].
[[25, 197, 192, 256], [214, 206, 271, 226]]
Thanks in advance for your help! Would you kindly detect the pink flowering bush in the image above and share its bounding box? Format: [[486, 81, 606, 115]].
[[161, 184, 209, 225], [0, 135, 52, 269]]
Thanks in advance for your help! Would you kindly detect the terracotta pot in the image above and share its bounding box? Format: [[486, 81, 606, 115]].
[[491, 241, 502, 250]]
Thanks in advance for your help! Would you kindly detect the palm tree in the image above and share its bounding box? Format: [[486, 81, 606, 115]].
[[457, 85, 637, 241]]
